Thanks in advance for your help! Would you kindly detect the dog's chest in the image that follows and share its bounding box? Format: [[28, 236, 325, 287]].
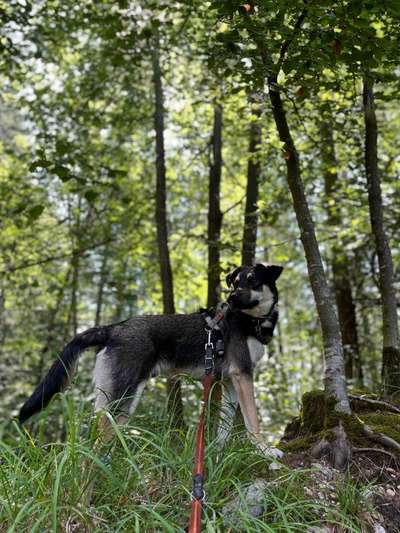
[[246, 336, 265, 366]]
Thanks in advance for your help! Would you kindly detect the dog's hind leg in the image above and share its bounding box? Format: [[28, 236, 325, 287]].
[[93, 347, 147, 440], [216, 379, 238, 447]]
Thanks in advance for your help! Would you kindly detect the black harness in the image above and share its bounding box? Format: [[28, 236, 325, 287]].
[[200, 306, 226, 374], [201, 298, 278, 352]]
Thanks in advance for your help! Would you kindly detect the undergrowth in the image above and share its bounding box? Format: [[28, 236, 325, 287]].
[[0, 394, 371, 532]]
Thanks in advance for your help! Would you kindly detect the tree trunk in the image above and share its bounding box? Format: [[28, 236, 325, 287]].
[[38, 267, 71, 383], [320, 120, 361, 384], [69, 251, 79, 337], [95, 245, 109, 326], [362, 74, 400, 394], [207, 104, 223, 308], [267, 75, 350, 414], [0, 284, 6, 354], [241, 98, 262, 266], [153, 43, 184, 426], [153, 46, 175, 315]]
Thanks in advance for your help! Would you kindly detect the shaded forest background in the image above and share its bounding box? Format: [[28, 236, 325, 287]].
[[1, 0, 399, 439]]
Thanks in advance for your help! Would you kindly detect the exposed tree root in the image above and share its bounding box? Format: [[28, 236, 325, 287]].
[[362, 424, 400, 452], [353, 447, 397, 461], [311, 423, 352, 470], [348, 394, 400, 414], [281, 390, 400, 469]]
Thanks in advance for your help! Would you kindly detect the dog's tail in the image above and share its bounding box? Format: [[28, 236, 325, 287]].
[[19, 326, 110, 423]]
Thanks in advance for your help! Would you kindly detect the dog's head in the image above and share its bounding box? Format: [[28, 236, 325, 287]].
[[226, 263, 283, 317]]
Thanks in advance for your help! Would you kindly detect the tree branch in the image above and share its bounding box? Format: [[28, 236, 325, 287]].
[[1, 237, 117, 275]]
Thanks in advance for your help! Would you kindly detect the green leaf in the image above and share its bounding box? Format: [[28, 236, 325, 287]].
[[54, 165, 72, 181], [28, 204, 44, 221], [84, 190, 99, 203], [29, 160, 52, 171], [55, 140, 69, 155]]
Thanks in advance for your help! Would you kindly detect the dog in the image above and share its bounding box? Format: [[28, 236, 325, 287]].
[[19, 263, 283, 455]]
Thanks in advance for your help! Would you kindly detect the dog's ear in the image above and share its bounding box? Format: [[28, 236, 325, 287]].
[[226, 266, 241, 287], [254, 263, 283, 283]]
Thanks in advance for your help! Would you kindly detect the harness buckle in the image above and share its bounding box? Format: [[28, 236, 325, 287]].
[[204, 343, 214, 374], [191, 474, 206, 502]]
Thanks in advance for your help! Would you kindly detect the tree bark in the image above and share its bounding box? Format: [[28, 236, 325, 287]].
[[153, 43, 184, 426], [69, 251, 79, 337], [267, 75, 350, 414], [320, 120, 362, 384], [362, 74, 400, 394], [0, 284, 6, 354], [153, 46, 175, 315], [241, 98, 262, 266], [95, 245, 109, 326], [207, 104, 223, 308]]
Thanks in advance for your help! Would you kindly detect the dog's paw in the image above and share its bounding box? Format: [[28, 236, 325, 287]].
[[262, 445, 284, 459], [255, 441, 284, 459]]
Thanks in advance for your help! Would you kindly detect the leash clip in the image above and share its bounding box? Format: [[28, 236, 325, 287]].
[[204, 328, 214, 374]]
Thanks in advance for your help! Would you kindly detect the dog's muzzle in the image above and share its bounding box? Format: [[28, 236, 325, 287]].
[[228, 290, 259, 310]]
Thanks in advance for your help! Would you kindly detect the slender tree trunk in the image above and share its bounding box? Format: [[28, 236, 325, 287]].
[[95, 246, 109, 326], [67, 199, 81, 338], [113, 259, 128, 321], [70, 251, 79, 337], [0, 284, 6, 354], [363, 74, 400, 394], [242, 98, 262, 266], [153, 46, 175, 315], [207, 104, 223, 308], [320, 121, 361, 384], [267, 75, 350, 414], [153, 43, 184, 426], [38, 267, 72, 383]]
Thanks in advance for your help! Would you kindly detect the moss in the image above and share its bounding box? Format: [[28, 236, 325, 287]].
[[360, 413, 400, 443], [300, 390, 326, 435], [280, 435, 318, 453], [282, 416, 301, 441]]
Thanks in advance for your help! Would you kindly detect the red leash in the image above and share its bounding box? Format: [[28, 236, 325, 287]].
[[188, 308, 226, 533], [188, 372, 214, 533]]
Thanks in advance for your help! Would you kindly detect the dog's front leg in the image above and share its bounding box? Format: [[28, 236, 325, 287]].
[[230, 370, 283, 459], [216, 379, 238, 447]]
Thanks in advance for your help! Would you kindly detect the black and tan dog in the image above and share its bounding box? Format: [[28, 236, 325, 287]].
[[19, 263, 283, 455]]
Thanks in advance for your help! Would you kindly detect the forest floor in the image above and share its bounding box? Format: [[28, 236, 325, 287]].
[[276, 451, 400, 533], [0, 391, 399, 532]]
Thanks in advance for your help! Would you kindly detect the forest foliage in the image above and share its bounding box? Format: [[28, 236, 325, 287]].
[[1, 1, 400, 531], [1, 0, 399, 423]]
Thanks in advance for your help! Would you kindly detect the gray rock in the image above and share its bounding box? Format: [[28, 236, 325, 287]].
[[221, 479, 272, 525]]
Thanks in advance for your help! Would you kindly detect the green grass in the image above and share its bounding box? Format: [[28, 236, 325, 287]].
[[0, 395, 368, 532]]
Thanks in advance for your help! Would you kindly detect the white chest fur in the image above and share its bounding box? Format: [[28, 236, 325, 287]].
[[247, 336, 265, 366]]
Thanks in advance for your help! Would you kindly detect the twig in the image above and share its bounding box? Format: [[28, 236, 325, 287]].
[[1, 237, 117, 275], [222, 195, 246, 216]]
